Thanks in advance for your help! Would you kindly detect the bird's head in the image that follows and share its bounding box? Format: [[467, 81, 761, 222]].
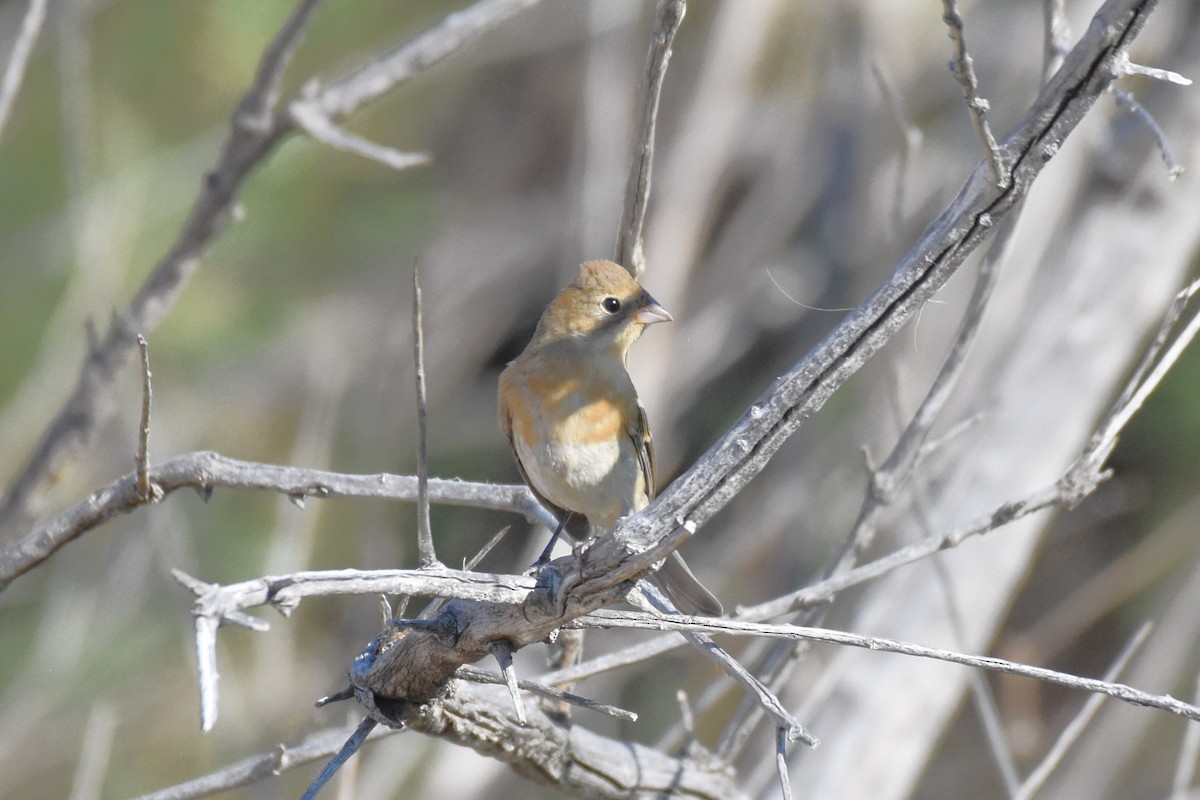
[[531, 260, 672, 355]]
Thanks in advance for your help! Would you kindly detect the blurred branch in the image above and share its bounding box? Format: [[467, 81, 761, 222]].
[[614, 0, 685, 276], [1013, 623, 1152, 800], [289, 100, 430, 170], [291, 0, 541, 123], [0, 451, 547, 592], [1042, 0, 1069, 79], [1174, 676, 1200, 798], [0, 0, 542, 541], [131, 724, 399, 800], [1111, 87, 1185, 179], [745, 267, 1200, 621], [871, 61, 924, 234], [0, 0, 48, 146]]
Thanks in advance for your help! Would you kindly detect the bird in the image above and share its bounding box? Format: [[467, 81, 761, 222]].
[[498, 259, 722, 616]]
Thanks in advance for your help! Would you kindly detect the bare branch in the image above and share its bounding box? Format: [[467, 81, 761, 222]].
[[614, 0, 686, 276], [0, 0, 49, 146], [289, 99, 430, 171], [135, 335, 154, 502], [941, 0, 1006, 186], [575, 611, 1200, 723], [297, 0, 542, 124], [412, 262, 440, 568], [1111, 51, 1192, 86], [1111, 87, 1185, 179], [0, 452, 547, 592]]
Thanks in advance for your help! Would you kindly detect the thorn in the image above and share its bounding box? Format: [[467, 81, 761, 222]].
[[315, 686, 356, 707], [488, 639, 527, 725]]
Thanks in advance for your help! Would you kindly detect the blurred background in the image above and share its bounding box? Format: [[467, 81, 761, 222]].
[[1, 0, 1198, 798]]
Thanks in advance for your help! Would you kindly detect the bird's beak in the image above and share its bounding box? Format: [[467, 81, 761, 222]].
[[635, 295, 673, 325]]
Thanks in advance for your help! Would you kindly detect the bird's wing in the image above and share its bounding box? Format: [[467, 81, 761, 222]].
[[499, 387, 570, 523], [632, 404, 657, 500]]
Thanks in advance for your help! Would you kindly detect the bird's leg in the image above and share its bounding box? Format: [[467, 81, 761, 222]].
[[533, 512, 573, 567]]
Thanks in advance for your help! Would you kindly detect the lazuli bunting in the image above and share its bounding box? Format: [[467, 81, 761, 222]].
[[498, 259, 722, 616]]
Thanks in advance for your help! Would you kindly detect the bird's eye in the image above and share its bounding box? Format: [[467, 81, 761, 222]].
[[601, 297, 621, 314]]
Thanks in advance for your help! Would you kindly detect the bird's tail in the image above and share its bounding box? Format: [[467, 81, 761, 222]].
[[652, 552, 723, 616]]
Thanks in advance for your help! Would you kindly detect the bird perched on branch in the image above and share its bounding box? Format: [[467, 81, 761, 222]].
[[498, 259, 722, 616]]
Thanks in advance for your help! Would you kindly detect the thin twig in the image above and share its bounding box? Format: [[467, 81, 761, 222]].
[[135, 335, 153, 501], [412, 262, 440, 568], [0, 0, 49, 146], [1110, 51, 1192, 86], [464, 525, 510, 571], [871, 61, 923, 233], [574, 610, 1200, 723], [299, 0, 542, 124], [633, 585, 818, 747], [1013, 623, 1152, 800], [614, 0, 686, 276], [1111, 87, 1185, 179], [290, 100, 430, 171], [537, 630, 684, 685], [941, 0, 1006, 187], [456, 665, 636, 721]]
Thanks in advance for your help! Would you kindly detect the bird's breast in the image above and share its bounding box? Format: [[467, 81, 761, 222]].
[[503, 357, 639, 527]]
